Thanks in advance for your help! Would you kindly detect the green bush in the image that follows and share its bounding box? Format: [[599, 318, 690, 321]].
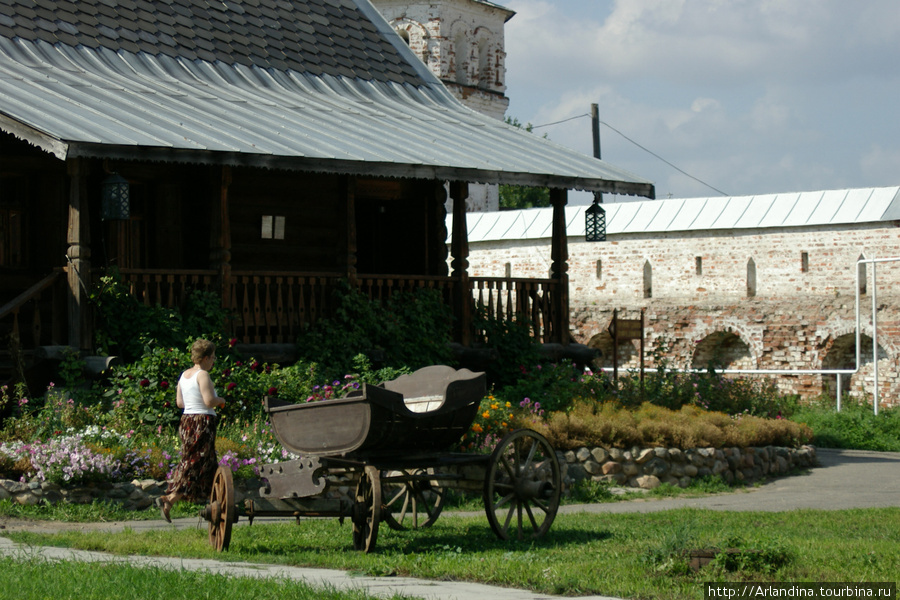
[[295, 283, 454, 381], [472, 307, 542, 388], [91, 269, 229, 361], [791, 399, 900, 451]]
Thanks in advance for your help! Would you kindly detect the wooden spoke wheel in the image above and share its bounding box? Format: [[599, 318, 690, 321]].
[[206, 465, 236, 551], [352, 466, 381, 553], [382, 468, 445, 531], [483, 429, 561, 541]]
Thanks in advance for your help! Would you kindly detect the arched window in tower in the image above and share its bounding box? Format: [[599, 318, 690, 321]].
[[477, 38, 490, 88], [643, 260, 652, 298], [454, 33, 469, 85], [858, 254, 867, 295], [396, 28, 410, 45], [747, 258, 757, 297]]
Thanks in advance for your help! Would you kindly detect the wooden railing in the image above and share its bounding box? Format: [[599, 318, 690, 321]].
[[113, 269, 219, 307], [0, 269, 66, 358], [108, 270, 563, 345], [471, 277, 560, 343]]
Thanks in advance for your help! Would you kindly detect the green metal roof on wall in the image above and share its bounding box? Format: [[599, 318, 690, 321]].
[[0, 0, 654, 198]]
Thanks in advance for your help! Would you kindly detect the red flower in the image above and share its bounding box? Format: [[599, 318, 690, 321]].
[[227, 382, 236, 391], [267, 386, 278, 396], [222, 368, 232, 377], [229, 338, 237, 347], [140, 379, 150, 387], [160, 380, 169, 390]]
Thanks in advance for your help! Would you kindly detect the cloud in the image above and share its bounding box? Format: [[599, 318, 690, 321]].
[[501, 0, 900, 199]]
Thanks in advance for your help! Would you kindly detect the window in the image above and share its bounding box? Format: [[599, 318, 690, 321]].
[[261, 215, 285, 240], [504, 262, 511, 278], [596, 259, 602, 280], [801, 252, 809, 273], [695, 256, 703, 276], [858, 255, 867, 295], [643, 260, 652, 298], [747, 258, 757, 297]]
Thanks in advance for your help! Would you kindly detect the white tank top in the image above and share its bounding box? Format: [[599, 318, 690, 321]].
[[179, 371, 216, 416]]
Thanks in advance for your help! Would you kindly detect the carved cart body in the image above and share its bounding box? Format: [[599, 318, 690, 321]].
[[201, 365, 561, 553]]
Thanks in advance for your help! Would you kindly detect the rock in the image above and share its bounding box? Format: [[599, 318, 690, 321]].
[[590, 447, 609, 463], [635, 448, 655, 464], [634, 475, 661, 489], [583, 460, 602, 475], [601, 461, 623, 475]]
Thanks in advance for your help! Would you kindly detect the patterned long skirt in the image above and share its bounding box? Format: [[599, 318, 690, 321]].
[[166, 414, 218, 503]]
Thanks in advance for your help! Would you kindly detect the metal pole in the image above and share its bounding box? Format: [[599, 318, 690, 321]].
[[591, 103, 603, 205], [836, 373, 842, 412], [872, 258, 879, 415]]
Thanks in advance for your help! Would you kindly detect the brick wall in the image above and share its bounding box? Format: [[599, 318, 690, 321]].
[[464, 221, 900, 407]]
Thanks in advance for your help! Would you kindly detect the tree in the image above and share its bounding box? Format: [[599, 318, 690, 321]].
[[498, 117, 550, 209]]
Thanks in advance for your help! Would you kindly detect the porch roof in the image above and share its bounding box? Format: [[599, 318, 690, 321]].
[[0, 0, 654, 198]]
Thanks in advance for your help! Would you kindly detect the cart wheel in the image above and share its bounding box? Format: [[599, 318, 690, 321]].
[[483, 429, 561, 541], [206, 465, 236, 551], [352, 466, 381, 552], [382, 468, 445, 530]]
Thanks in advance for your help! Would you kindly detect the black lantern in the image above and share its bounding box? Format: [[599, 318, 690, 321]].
[[101, 173, 130, 220], [585, 195, 606, 242]]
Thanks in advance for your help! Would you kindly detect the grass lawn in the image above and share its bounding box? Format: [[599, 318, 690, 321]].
[[4, 507, 899, 600]]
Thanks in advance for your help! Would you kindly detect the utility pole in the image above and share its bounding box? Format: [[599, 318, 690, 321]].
[[591, 103, 602, 203]]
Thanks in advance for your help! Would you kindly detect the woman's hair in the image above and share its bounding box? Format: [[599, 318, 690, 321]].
[[190, 339, 216, 364]]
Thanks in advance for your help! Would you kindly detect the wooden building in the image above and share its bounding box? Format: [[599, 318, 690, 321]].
[[0, 0, 653, 378]]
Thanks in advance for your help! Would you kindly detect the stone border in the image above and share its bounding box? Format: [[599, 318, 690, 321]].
[[0, 444, 817, 508], [558, 444, 818, 490]]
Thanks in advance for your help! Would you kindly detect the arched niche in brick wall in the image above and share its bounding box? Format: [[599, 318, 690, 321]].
[[691, 331, 754, 370], [587, 331, 640, 371], [821, 333, 889, 399]]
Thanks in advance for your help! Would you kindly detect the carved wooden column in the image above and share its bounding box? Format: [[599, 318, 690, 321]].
[[66, 158, 92, 350], [550, 188, 570, 345], [449, 181, 471, 345], [209, 166, 232, 313], [341, 176, 358, 286]]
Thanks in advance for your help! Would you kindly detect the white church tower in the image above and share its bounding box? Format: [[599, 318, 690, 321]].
[[371, 0, 514, 211]]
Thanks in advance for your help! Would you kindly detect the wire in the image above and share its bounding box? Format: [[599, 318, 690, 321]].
[[533, 113, 729, 197]]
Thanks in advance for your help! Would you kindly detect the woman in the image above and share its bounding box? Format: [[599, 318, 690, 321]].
[[156, 338, 225, 522]]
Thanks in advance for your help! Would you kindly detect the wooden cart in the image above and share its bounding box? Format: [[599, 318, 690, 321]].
[[201, 365, 561, 553]]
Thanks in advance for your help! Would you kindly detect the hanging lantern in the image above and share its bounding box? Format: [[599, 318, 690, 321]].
[[101, 173, 130, 220], [585, 195, 606, 242]]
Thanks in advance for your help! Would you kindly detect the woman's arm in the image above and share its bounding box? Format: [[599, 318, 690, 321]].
[[197, 370, 225, 408], [176, 381, 185, 409]]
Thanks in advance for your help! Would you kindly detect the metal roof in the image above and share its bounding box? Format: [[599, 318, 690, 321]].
[[459, 186, 900, 242], [0, 0, 654, 198]]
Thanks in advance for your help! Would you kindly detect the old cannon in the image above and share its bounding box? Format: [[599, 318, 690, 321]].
[[201, 365, 561, 552]]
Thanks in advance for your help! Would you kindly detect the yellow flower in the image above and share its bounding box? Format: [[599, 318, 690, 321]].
[[505, 402, 511, 408], [490, 403, 498, 410], [482, 411, 490, 419], [472, 424, 483, 433]]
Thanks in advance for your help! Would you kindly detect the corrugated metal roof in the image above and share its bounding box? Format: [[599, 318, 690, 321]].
[[456, 186, 900, 242], [0, 0, 655, 197]]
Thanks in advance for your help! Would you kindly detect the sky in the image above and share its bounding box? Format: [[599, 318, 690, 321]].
[[501, 0, 900, 204]]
